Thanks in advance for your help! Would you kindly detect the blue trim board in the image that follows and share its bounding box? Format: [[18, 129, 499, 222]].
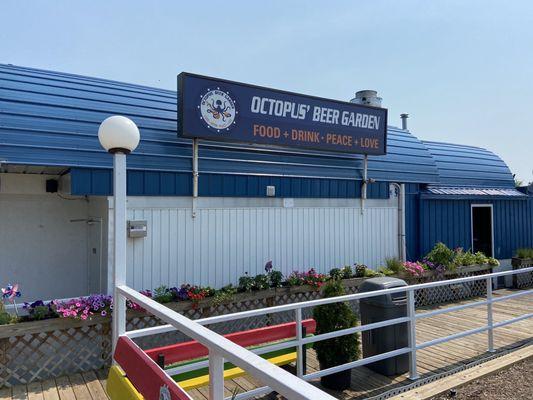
[[70, 168, 390, 199]]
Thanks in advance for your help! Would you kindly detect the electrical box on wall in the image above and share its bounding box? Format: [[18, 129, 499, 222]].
[[266, 185, 275, 197], [127, 220, 147, 238]]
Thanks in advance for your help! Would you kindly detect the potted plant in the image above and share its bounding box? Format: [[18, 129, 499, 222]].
[[313, 279, 359, 390]]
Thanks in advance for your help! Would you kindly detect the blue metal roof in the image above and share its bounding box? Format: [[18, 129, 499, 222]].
[[0, 64, 515, 189], [0, 64, 438, 185], [422, 141, 515, 188], [422, 186, 526, 199]]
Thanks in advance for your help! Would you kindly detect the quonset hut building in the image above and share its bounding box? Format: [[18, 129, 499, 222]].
[[1, 64, 532, 301]]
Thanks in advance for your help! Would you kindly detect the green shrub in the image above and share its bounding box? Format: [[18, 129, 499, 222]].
[[313, 280, 359, 369], [32, 306, 51, 321], [341, 265, 353, 279], [253, 274, 270, 291], [385, 258, 403, 274], [268, 270, 284, 288], [516, 248, 533, 259], [355, 264, 367, 277], [426, 242, 454, 267], [238, 273, 255, 292], [329, 268, 343, 280]]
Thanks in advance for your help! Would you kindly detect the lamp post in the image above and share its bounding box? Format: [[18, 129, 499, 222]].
[[98, 116, 140, 353]]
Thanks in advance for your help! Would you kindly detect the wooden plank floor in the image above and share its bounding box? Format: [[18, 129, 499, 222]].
[[1, 288, 531, 400]]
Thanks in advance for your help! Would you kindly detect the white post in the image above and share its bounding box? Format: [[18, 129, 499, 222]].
[[112, 152, 127, 354], [361, 154, 368, 215], [295, 308, 304, 378], [192, 138, 199, 218], [487, 277, 495, 352], [407, 289, 419, 380], [209, 351, 225, 400]]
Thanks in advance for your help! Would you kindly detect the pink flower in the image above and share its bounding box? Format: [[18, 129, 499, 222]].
[[81, 314, 87, 320]]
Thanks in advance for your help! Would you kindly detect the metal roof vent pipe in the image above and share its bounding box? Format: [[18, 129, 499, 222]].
[[350, 90, 382, 108], [400, 113, 409, 130]]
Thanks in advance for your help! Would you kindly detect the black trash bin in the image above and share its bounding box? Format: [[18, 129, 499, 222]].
[[358, 277, 409, 376]]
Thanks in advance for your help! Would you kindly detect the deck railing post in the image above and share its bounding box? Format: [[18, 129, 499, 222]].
[[209, 350, 225, 400], [295, 308, 304, 378], [407, 289, 419, 380], [112, 152, 127, 355], [486, 277, 495, 353]]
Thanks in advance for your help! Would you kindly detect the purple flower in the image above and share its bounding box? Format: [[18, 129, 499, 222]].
[[264, 261, 273, 273]]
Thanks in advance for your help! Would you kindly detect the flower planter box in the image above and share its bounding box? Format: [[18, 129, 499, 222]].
[[0, 264, 492, 387], [511, 257, 533, 289], [401, 264, 493, 307]]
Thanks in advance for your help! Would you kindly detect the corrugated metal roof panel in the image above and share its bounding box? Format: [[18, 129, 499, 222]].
[[0, 63, 440, 184], [423, 141, 515, 188], [424, 186, 526, 197]]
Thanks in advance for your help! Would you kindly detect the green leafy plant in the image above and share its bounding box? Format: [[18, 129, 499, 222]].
[[0, 303, 13, 325], [385, 258, 403, 274], [473, 251, 489, 265], [329, 268, 343, 280], [363, 268, 379, 278], [31, 305, 51, 320], [355, 264, 367, 278], [516, 248, 533, 259], [253, 274, 270, 291], [152, 285, 173, 303], [268, 270, 284, 288], [426, 242, 454, 268], [286, 272, 303, 287], [238, 273, 255, 292], [453, 249, 476, 266], [341, 265, 353, 279], [313, 280, 359, 379], [212, 285, 237, 307], [377, 266, 395, 276], [487, 257, 500, 266]]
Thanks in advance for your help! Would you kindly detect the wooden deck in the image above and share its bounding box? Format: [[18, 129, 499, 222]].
[[0, 288, 531, 400]]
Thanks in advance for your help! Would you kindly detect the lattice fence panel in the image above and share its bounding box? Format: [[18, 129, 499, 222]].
[[0, 322, 111, 387], [513, 261, 533, 289], [411, 269, 489, 308]]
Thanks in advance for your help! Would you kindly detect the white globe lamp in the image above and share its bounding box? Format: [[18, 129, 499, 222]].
[[98, 115, 140, 154]]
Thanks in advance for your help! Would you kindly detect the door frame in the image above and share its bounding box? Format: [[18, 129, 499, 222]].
[[470, 203, 494, 257]]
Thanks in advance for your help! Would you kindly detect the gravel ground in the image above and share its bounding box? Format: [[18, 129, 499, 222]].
[[430, 357, 533, 400]]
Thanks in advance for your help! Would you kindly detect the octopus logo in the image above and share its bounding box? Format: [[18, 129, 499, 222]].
[[159, 384, 171, 400], [198, 87, 237, 132]]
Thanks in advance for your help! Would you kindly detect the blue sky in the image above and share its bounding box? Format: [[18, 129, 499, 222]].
[[1, 0, 532, 182]]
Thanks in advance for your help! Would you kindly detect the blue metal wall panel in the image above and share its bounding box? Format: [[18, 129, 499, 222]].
[[404, 183, 420, 261], [70, 167, 390, 199], [0, 64, 441, 185], [415, 197, 533, 259]]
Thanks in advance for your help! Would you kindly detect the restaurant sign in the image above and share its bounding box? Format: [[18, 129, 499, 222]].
[[178, 73, 387, 155]]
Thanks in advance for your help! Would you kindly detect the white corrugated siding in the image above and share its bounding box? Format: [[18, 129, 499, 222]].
[[111, 198, 398, 291]]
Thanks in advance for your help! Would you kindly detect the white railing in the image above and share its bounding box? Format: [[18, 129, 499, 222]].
[[117, 285, 336, 400], [119, 267, 533, 400]]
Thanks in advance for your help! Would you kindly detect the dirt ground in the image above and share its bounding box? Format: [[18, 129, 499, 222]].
[[430, 357, 533, 400]]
